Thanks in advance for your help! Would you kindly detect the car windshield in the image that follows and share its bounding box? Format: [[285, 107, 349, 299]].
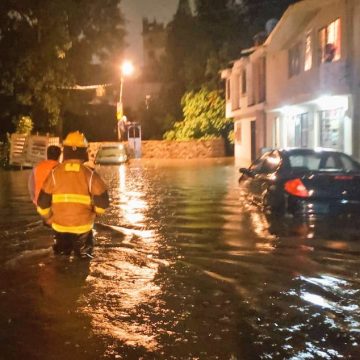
[[288, 151, 360, 172]]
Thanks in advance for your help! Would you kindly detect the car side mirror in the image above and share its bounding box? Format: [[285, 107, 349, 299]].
[[239, 168, 254, 177]]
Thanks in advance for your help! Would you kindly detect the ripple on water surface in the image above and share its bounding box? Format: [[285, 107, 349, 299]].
[[0, 161, 360, 359]]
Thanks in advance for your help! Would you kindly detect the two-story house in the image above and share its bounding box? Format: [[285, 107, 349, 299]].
[[222, 0, 360, 165], [221, 44, 267, 166], [266, 0, 357, 156]]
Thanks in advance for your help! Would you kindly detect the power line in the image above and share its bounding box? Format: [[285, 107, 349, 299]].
[[58, 83, 114, 90]]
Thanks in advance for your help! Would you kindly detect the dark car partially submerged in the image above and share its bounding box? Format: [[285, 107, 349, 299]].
[[239, 148, 360, 218]]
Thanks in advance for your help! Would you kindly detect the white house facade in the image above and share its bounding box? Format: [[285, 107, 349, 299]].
[[222, 0, 360, 166], [221, 46, 266, 166]]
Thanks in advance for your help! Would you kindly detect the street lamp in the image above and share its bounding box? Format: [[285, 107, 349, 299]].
[[117, 60, 134, 141]]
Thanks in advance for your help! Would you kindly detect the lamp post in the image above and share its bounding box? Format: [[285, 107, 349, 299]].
[[117, 60, 134, 141]]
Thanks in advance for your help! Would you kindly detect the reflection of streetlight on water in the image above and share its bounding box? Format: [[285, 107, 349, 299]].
[[117, 60, 134, 141]]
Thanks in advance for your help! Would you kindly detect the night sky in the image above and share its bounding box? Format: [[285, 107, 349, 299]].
[[121, 0, 179, 65]]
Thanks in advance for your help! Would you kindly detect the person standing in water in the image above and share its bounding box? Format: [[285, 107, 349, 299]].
[[37, 131, 109, 259]]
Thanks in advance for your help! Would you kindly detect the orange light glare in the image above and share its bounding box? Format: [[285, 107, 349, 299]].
[[121, 61, 134, 76]]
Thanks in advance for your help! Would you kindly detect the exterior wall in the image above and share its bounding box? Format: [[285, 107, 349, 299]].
[[265, 0, 356, 156], [222, 0, 360, 162], [267, 0, 349, 109], [140, 139, 225, 159], [222, 47, 266, 166], [234, 119, 253, 167], [88, 138, 226, 165], [255, 110, 266, 150]]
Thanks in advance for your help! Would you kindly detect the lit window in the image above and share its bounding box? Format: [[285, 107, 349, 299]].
[[304, 33, 312, 71], [288, 42, 301, 77], [319, 18, 341, 63]]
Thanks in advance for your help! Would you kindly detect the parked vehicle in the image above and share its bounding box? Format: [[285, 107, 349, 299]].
[[95, 144, 128, 165], [239, 148, 360, 218]]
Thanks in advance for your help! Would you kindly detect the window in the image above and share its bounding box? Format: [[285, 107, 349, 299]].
[[319, 109, 344, 150], [287, 113, 313, 148], [250, 152, 280, 174], [338, 154, 360, 171], [257, 57, 266, 102], [304, 33, 312, 71], [320, 154, 360, 171], [322, 155, 337, 169], [297, 113, 313, 148], [262, 152, 281, 173], [289, 154, 321, 171], [232, 74, 240, 110], [226, 79, 231, 100], [319, 18, 341, 63], [249, 156, 265, 173], [241, 69, 247, 94], [288, 42, 301, 77], [235, 122, 242, 144], [289, 152, 360, 172]]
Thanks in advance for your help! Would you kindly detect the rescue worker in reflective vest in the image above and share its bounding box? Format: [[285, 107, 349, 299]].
[[28, 145, 62, 205], [37, 131, 109, 258]]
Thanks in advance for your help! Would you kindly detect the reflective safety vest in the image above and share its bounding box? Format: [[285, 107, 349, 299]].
[[29, 159, 59, 204], [37, 160, 109, 234]]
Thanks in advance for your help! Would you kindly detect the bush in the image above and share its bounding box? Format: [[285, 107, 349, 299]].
[[163, 88, 233, 141], [16, 116, 33, 135]]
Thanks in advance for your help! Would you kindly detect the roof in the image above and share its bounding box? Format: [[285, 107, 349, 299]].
[[265, 0, 338, 52]]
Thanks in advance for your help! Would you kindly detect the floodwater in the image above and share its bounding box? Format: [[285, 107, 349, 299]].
[[0, 158, 360, 360]]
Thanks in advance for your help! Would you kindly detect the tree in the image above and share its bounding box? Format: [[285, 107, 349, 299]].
[[16, 116, 33, 135], [156, 0, 248, 136], [194, 0, 250, 89], [148, 0, 301, 140], [159, 0, 200, 127], [164, 87, 232, 141], [0, 0, 125, 135]]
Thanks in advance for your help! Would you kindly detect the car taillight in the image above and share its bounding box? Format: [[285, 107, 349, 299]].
[[334, 175, 354, 180], [284, 178, 309, 197]]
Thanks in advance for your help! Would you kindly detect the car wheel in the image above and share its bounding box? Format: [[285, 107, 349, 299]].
[[262, 189, 285, 215]]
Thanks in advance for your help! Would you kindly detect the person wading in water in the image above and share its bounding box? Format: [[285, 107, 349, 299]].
[[28, 145, 62, 205], [37, 131, 109, 259]]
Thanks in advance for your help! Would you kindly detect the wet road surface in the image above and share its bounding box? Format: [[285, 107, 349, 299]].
[[0, 159, 360, 359]]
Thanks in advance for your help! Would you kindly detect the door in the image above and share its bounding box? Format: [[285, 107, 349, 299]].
[[127, 124, 142, 158]]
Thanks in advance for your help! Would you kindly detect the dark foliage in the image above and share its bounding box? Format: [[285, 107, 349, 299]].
[[153, 0, 300, 137], [0, 0, 126, 137]]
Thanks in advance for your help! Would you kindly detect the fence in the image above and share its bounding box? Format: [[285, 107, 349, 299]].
[[9, 134, 60, 168]]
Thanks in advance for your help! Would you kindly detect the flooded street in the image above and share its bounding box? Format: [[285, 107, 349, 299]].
[[0, 158, 360, 359]]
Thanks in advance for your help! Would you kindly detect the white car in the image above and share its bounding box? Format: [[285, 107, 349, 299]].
[[95, 144, 128, 165]]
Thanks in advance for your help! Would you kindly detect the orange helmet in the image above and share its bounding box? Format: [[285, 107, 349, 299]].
[[63, 131, 88, 148]]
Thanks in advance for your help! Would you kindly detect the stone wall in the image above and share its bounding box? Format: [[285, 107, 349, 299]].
[[87, 138, 226, 163], [141, 138, 225, 159]]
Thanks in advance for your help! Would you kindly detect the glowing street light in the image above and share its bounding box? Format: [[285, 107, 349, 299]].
[[121, 60, 134, 77], [117, 60, 134, 141]]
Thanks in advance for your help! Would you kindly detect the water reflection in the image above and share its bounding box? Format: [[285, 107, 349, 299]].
[[0, 161, 360, 359], [81, 164, 168, 355]]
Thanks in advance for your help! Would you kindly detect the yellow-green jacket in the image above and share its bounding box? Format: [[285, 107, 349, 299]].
[[37, 159, 109, 234]]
